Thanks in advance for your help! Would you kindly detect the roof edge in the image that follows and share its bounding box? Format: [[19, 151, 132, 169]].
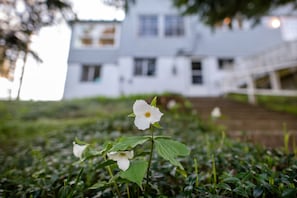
[[67, 19, 122, 26]]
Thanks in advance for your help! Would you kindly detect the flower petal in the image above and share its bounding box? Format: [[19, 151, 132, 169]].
[[211, 107, 221, 118], [73, 142, 87, 159], [149, 106, 163, 124], [134, 116, 150, 130], [108, 151, 134, 160], [117, 158, 130, 171], [126, 150, 134, 159], [107, 151, 120, 161], [133, 100, 150, 115]]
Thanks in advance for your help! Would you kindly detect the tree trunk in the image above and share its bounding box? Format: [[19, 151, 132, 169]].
[[0, 46, 6, 77], [16, 44, 29, 100]]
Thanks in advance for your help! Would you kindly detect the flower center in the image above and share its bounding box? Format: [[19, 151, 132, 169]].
[[119, 152, 127, 157], [145, 111, 151, 118]]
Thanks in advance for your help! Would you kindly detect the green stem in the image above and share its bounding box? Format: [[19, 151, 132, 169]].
[[126, 184, 131, 198], [146, 129, 155, 192], [68, 167, 84, 198], [104, 156, 121, 197], [194, 159, 199, 187], [212, 154, 217, 185]]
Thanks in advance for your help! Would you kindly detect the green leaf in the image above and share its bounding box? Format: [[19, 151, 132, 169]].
[[120, 160, 148, 188], [101, 142, 113, 154], [233, 186, 248, 197], [95, 159, 115, 169], [128, 113, 135, 117], [146, 135, 171, 139], [110, 136, 150, 151], [253, 186, 264, 198], [83, 143, 112, 160], [88, 181, 109, 190], [177, 168, 188, 178], [217, 183, 232, 191], [150, 96, 157, 107], [152, 122, 162, 129], [222, 176, 241, 184], [74, 137, 88, 145], [58, 185, 72, 198], [155, 138, 190, 169], [282, 188, 297, 198]]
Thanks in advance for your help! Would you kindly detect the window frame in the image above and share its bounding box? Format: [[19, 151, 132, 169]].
[[133, 58, 156, 77], [218, 58, 234, 70], [164, 15, 185, 37], [191, 61, 203, 85], [80, 64, 101, 82], [138, 15, 159, 37]]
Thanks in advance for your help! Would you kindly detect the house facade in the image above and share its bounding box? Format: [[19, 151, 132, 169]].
[[64, 0, 297, 99]]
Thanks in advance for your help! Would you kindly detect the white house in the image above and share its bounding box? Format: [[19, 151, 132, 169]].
[[63, 0, 297, 99]]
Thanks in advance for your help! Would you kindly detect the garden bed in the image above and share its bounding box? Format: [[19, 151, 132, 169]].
[[0, 96, 296, 197]]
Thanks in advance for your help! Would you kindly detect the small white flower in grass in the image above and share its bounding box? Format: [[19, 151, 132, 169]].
[[211, 107, 221, 119], [73, 142, 87, 159], [167, 99, 177, 109], [107, 150, 134, 171], [133, 100, 163, 130]]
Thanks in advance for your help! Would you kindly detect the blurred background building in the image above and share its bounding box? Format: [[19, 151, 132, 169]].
[[64, 0, 297, 101]]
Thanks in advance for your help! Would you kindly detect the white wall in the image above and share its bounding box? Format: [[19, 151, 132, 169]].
[[118, 56, 190, 95], [64, 55, 241, 99], [118, 56, 223, 96], [281, 16, 297, 41], [63, 63, 119, 99]]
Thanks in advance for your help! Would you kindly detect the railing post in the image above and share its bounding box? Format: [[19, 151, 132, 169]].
[[269, 71, 281, 91], [247, 75, 256, 104]]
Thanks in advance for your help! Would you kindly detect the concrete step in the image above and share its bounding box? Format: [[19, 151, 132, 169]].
[[199, 111, 296, 120], [215, 120, 297, 131], [187, 97, 297, 148]]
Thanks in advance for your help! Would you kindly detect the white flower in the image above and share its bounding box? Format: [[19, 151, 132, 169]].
[[107, 150, 134, 171], [167, 99, 177, 109], [133, 100, 163, 130], [73, 142, 87, 159], [211, 107, 221, 119]]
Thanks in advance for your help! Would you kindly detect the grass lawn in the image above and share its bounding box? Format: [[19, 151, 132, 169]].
[[0, 95, 296, 197]]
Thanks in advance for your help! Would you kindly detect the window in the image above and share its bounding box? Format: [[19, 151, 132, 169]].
[[80, 35, 93, 46], [76, 23, 119, 48], [191, 61, 203, 84], [134, 58, 156, 76], [81, 65, 101, 82], [98, 25, 116, 46], [165, 15, 184, 36], [218, 58, 234, 70], [138, 15, 158, 37], [80, 24, 94, 47]]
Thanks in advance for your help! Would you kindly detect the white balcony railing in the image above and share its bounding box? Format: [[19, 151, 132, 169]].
[[221, 40, 297, 96]]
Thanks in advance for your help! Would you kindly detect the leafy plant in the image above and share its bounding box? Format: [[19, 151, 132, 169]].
[[73, 96, 190, 196], [0, 95, 296, 197]]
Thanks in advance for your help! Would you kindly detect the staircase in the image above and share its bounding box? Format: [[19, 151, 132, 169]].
[[221, 40, 297, 97], [188, 97, 297, 149]]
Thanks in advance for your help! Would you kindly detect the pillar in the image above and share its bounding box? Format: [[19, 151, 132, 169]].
[[269, 71, 281, 90], [247, 75, 256, 104]]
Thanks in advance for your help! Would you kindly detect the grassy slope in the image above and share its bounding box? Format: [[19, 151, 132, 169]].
[[0, 97, 133, 144]]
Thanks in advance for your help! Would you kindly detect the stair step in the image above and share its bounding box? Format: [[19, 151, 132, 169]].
[[215, 120, 297, 131], [188, 97, 297, 148]]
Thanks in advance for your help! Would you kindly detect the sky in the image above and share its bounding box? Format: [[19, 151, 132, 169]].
[[1, 0, 125, 101]]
